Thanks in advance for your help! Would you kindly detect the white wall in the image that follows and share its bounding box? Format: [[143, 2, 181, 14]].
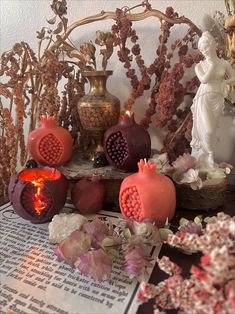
[[1, 0, 234, 165]]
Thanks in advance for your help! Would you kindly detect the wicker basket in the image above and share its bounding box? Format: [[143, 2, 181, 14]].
[[175, 178, 227, 210]]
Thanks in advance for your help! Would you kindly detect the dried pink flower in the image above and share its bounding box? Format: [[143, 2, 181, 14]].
[[180, 168, 203, 190], [179, 221, 203, 235], [75, 248, 112, 281], [172, 153, 196, 172], [53, 246, 65, 262], [200, 255, 211, 267], [158, 256, 182, 276], [82, 217, 110, 248], [125, 219, 161, 246], [56, 229, 91, 266], [123, 242, 152, 277]]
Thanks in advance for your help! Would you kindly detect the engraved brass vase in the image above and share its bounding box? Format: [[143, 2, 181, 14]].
[[78, 70, 120, 159]]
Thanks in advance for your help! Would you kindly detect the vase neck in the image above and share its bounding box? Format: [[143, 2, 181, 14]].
[[84, 71, 112, 96], [88, 76, 108, 96]]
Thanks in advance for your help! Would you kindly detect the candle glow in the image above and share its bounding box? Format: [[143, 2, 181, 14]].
[[31, 178, 48, 215]]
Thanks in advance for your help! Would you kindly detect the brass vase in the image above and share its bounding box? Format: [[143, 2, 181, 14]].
[[78, 70, 120, 159]]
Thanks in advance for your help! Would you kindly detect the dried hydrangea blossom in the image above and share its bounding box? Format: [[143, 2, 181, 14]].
[[75, 249, 113, 281], [123, 241, 152, 279], [54, 229, 92, 266]]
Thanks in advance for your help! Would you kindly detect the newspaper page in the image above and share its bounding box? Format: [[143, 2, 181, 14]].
[[0, 202, 161, 314]]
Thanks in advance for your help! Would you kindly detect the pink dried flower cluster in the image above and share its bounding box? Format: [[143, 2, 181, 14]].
[[138, 212, 235, 313], [152, 152, 232, 190], [54, 217, 161, 281], [167, 212, 235, 255]]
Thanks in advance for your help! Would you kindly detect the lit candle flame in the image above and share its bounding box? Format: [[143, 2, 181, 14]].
[[31, 177, 48, 215], [125, 110, 131, 117]]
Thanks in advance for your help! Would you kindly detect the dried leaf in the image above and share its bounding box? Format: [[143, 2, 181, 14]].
[[62, 43, 75, 52], [21, 53, 27, 74], [53, 21, 63, 34], [194, 216, 203, 226], [0, 84, 11, 98], [0, 67, 4, 76], [36, 28, 46, 39], [62, 17, 68, 30], [56, 34, 64, 44], [56, 35, 74, 51], [84, 65, 95, 71], [13, 43, 23, 56], [159, 228, 173, 241], [179, 218, 189, 226], [47, 16, 57, 25], [67, 52, 83, 60]]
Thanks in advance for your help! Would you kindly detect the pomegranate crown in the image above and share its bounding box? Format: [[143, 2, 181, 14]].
[[40, 115, 56, 126], [137, 159, 157, 174]]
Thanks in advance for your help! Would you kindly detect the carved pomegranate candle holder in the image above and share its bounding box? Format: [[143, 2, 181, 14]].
[[8, 167, 68, 223], [28, 116, 73, 166], [103, 112, 151, 172], [119, 159, 176, 227]]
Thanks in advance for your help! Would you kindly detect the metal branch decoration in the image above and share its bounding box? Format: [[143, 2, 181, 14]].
[[0, 0, 201, 196]]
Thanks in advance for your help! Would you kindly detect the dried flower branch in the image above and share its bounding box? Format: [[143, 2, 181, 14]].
[[138, 212, 235, 313], [0, 0, 86, 195], [111, 5, 202, 161]]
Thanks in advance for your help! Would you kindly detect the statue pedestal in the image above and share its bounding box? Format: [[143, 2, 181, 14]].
[[175, 178, 227, 210], [60, 150, 131, 205]]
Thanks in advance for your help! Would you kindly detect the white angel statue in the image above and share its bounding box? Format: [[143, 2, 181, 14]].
[[190, 31, 235, 169]]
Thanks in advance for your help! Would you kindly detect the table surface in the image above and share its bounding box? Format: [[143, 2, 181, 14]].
[[1, 185, 235, 314]]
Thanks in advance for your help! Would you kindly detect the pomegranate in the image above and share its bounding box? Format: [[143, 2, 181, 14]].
[[103, 112, 151, 172], [8, 167, 68, 223], [119, 159, 176, 226], [71, 176, 106, 214], [28, 116, 73, 166]]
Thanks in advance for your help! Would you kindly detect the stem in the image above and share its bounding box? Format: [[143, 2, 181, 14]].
[[51, 8, 201, 50], [168, 111, 191, 145], [121, 2, 148, 14], [224, 0, 231, 15]]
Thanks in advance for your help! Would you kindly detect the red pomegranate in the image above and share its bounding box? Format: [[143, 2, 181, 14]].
[[71, 176, 106, 214], [8, 167, 68, 223], [28, 116, 73, 166], [103, 112, 151, 172], [119, 159, 176, 227]]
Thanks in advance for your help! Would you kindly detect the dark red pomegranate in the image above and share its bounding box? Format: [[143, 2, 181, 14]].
[[71, 176, 106, 214], [28, 116, 73, 166], [103, 112, 151, 172], [8, 167, 68, 223]]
